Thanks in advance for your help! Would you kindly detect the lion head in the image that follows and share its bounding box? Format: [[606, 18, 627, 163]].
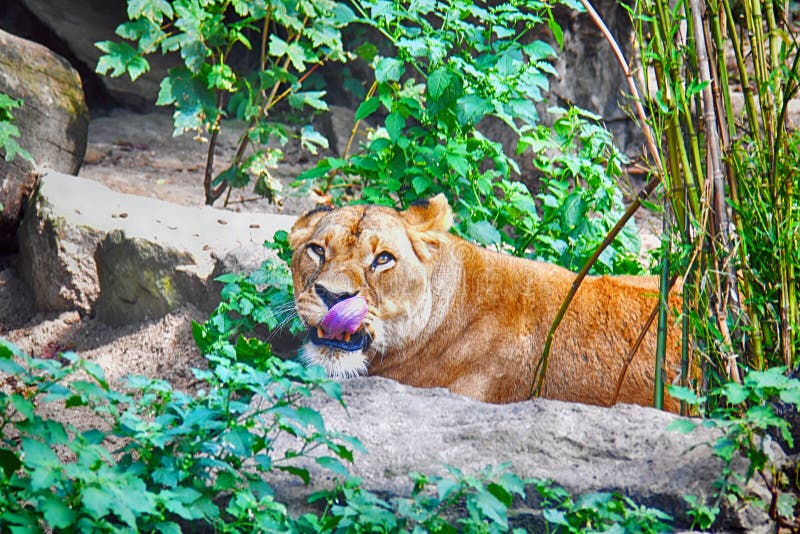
[[289, 194, 456, 377]]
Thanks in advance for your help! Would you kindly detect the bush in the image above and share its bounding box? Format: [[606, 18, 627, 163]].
[[0, 92, 33, 166], [0, 337, 359, 531], [298, 0, 642, 274], [97, 0, 354, 205]]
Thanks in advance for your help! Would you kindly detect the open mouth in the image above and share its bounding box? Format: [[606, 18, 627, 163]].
[[309, 326, 370, 352]]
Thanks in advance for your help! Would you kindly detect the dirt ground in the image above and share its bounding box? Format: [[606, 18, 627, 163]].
[[0, 108, 663, 392], [0, 109, 316, 391]]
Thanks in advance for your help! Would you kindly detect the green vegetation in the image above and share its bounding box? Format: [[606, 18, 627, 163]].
[[300, 0, 641, 274], [0, 0, 793, 529], [627, 0, 800, 387], [0, 336, 359, 531], [0, 330, 674, 532], [97, 0, 353, 205], [669, 369, 800, 529], [0, 92, 33, 165]]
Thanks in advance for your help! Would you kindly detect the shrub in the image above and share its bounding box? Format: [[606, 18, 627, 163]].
[[0, 92, 33, 165], [0, 337, 359, 531], [297, 0, 642, 274], [96, 0, 354, 205]]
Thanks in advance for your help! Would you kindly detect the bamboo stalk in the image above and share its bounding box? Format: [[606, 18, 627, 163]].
[[529, 0, 669, 398], [654, 222, 671, 409]]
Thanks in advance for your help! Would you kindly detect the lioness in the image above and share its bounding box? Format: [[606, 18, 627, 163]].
[[289, 194, 682, 410]]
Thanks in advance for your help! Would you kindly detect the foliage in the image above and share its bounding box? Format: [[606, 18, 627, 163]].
[[302, 465, 672, 533], [628, 0, 800, 388], [308, 464, 528, 533], [0, 337, 360, 531], [0, 333, 676, 532], [96, 0, 354, 205], [0, 92, 34, 165], [668, 369, 800, 529], [533, 479, 673, 533], [297, 0, 641, 274], [194, 231, 303, 366]]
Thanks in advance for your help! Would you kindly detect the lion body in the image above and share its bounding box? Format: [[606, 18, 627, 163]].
[[290, 195, 682, 411]]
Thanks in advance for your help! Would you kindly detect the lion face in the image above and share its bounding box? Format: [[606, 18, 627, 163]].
[[289, 195, 453, 377]]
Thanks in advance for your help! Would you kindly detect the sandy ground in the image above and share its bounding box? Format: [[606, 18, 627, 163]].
[[0, 109, 314, 391]]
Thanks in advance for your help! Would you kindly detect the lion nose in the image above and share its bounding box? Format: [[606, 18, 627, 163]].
[[314, 284, 357, 309]]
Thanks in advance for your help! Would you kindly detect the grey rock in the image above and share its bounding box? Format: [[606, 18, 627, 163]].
[[0, 28, 88, 250], [270, 376, 778, 532], [17, 0, 179, 109], [94, 231, 210, 326], [17, 171, 296, 323], [544, 0, 638, 152]]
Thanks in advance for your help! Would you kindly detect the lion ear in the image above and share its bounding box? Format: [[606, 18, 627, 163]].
[[400, 194, 453, 233], [400, 194, 453, 261], [289, 206, 332, 250]]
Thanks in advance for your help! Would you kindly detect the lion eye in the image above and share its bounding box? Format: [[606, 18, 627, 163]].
[[307, 244, 325, 263], [371, 251, 396, 271]]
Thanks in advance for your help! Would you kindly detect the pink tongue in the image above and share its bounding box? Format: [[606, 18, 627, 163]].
[[320, 296, 368, 340]]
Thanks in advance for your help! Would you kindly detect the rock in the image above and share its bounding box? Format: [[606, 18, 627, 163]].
[[0, 29, 89, 251], [17, 171, 296, 324], [270, 376, 778, 532], [16, 0, 179, 109], [545, 0, 638, 152]]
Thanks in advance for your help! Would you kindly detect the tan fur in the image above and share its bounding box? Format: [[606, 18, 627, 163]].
[[289, 194, 683, 411]]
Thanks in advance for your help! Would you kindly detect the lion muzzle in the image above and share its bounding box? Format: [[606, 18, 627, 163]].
[[309, 295, 371, 352]]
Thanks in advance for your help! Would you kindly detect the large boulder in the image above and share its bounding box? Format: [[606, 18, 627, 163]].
[[16, 0, 177, 109], [0, 29, 89, 251], [271, 376, 779, 532], [17, 172, 296, 324]]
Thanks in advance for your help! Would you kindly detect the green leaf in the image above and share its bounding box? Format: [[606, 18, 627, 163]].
[[666, 418, 698, 434], [127, 0, 173, 21], [355, 97, 381, 121], [385, 111, 405, 142], [411, 175, 431, 195], [437, 477, 459, 501], [374, 57, 404, 83], [445, 153, 470, 177], [41, 495, 77, 529], [301, 125, 329, 153], [547, 12, 564, 49], [214, 165, 249, 188], [0, 447, 21, 478], [561, 192, 588, 231], [720, 382, 749, 404], [207, 63, 236, 91], [288, 91, 329, 111], [278, 465, 310, 485], [427, 67, 452, 100], [157, 68, 217, 135], [474, 490, 508, 528], [155, 522, 183, 534], [316, 456, 350, 477], [95, 40, 150, 81], [268, 35, 308, 71], [82, 486, 115, 520], [487, 482, 513, 507], [777, 492, 798, 520], [467, 220, 501, 245], [779, 387, 800, 406], [295, 406, 326, 432], [456, 94, 492, 127], [745, 405, 784, 429], [22, 438, 59, 467], [666, 385, 704, 405], [11, 394, 35, 420]]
